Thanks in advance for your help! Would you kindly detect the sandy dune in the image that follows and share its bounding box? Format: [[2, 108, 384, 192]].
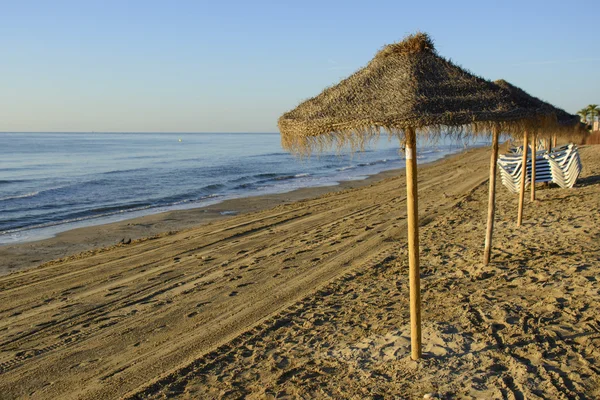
[[1, 145, 599, 399]]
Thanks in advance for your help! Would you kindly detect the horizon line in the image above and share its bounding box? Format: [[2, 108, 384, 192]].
[[0, 131, 281, 134]]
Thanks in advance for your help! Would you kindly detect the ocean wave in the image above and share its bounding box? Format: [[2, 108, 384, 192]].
[[157, 186, 224, 205], [272, 175, 297, 181], [0, 191, 40, 201], [202, 183, 225, 191], [101, 168, 150, 175], [357, 159, 389, 167], [0, 194, 225, 234], [170, 193, 221, 206], [230, 172, 296, 185], [115, 155, 157, 160], [176, 157, 204, 163], [0, 179, 29, 184], [248, 152, 288, 158], [2, 200, 82, 215], [336, 166, 355, 171], [89, 202, 152, 214], [264, 173, 312, 182], [1, 206, 152, 234], [0, 184, 72, 202], [233, 172, 312, 190], [252, 173, 280, 179]]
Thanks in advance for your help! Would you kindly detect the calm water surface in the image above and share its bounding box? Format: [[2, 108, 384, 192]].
[[0, 132, 482, 244]]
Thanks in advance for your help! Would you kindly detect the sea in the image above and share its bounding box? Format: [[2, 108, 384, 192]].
[[0, 132, 486, 245]]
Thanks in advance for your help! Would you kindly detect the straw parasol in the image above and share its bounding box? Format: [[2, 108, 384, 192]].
[[493, 80, 583, 228], [554, 109, 589, 142], [491, 80, 555, 232], [494, 79, 583, 141], [279, 32, 546, 360], [279, 33, 549, 156]]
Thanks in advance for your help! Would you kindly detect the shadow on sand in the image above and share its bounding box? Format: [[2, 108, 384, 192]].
[[576, 174, 600, 187]]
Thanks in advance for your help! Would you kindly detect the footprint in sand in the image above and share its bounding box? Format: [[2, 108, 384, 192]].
[[229, 291, 239, 297]]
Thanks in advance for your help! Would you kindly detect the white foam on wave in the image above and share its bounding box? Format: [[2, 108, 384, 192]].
[[0, 191, 40, 201], [0, 184, 72, 202]]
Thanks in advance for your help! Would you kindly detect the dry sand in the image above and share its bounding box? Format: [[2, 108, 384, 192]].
[[1, 145, 599, 399]]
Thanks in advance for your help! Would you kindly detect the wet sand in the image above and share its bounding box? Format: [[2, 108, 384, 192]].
[[1, 145, 599, 399]]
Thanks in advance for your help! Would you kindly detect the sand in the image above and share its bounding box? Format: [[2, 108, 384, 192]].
[[1, 145, 599, 399]]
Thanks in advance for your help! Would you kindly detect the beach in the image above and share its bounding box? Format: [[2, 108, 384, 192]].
[[1, 144, 599, 399], [0, 161, 422, 277]]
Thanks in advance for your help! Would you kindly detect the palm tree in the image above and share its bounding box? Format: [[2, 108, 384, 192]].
[[586, 104, 600, 124], [578, 107, 589, 123], [588, 104, 600, 131]]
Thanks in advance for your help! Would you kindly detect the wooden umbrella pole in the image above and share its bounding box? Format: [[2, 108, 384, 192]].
[[483, 125, 500, 266], [552, 135, 557, 149], [517, 130, 529, 226], [531, 132, 537, 202], [405, 127, 421, 360], [542, 137, 551, 188]]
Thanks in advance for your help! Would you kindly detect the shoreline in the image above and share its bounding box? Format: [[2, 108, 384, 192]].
[[0, 148, 468, 276], [0, 141, 470, 247]]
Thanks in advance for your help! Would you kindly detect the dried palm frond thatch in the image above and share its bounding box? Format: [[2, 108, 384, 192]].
[[494, 79, 586, 140], [279, 32, 551, 155]]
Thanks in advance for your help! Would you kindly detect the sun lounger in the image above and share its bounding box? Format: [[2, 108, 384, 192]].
[[544, 144, 581, 189], [497, 144, 581, 192]]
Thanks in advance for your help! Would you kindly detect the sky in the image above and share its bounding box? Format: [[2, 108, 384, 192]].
[[1, 0, 598, 133]]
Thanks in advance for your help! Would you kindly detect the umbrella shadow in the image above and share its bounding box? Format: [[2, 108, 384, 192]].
[[429, 330, 598, 362], [576, 174, 600, 187], [424, 330, 599, 396]]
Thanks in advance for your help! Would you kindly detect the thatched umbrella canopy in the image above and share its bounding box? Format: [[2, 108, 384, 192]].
[[494, 79, 582, 138], [494, 80, 556, 132], [279, 34, 548, 156], [555, 110, 589, 141], [278, 32, 544, 360], [495, 79, 587, 144]]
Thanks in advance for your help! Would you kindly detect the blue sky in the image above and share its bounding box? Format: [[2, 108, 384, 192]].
[[1, 0, 598, 132]]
